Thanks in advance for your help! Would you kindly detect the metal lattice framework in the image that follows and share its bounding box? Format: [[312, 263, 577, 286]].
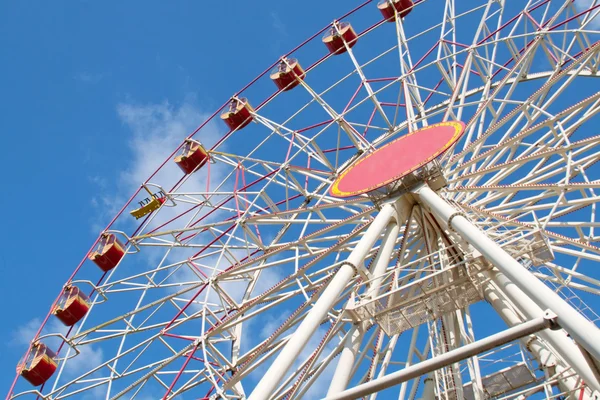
[[8, 0, 600, 399]]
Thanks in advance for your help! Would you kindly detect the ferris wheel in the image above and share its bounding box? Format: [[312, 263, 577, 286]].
[[9, 0, 600, 399]]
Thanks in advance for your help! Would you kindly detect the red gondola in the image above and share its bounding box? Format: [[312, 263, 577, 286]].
[[174, 140, 209, 174], [322, 21, 358, 55], [53, 286, 90, 326], [378, 0, 414, 22], [18, 343, 57, 386], [220, 98, 254, 131], [270, 58, 306, 91], [88, 233, 125, 272]]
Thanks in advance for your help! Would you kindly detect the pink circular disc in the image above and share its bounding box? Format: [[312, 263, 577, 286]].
[[330, 121, 465, 197]]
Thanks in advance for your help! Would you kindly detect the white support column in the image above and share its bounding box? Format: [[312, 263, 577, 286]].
[[324, 315, 553, 400], [488, 270, 600, 395], [413, 184, 600, 386], [370, 333, 400, 400], [420, 374, 436, 400], [248, 202, 398, 400], [327, 326, 363, 396], [483, 271, 598, 398], [327, 222, 400, 395], [367, 222, 401, 298], [398, 324, 421, 400]]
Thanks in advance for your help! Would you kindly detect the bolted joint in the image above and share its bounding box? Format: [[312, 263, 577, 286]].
[[525, 335, 536, 352], [446, 211, 465, 232], [543, 309, 560, 330], [340, 260, 371, 282]]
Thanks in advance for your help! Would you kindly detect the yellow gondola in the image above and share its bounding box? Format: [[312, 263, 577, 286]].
[[130, 189, 166, 219]]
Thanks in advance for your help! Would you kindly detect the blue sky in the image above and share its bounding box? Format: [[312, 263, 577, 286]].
[[0, 0, 357, 392]]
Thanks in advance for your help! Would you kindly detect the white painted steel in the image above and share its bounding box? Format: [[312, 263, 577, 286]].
[[324, 315, 553, 400], [328, 327, 363, 396], [414, 184, 600, 374], [328, 222, 400, 395], [248, 202, 398, 400], [483, 271, 600, 397]]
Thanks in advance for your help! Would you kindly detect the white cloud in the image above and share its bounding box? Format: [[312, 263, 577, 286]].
[[116, 98, 219, 188], [111, 98, 288, 314], [11, 318, 42, 347], [90, 97, 224, 235], [11, 317, 69, 350], [574, 0, 600, 29], [270, 11, 288, 54], [85, 97, 290, 396], [258, 309, 290, 345], [270, 11, 287, 38], [63, 343, 104, 376], [117, 98, 224, 227]]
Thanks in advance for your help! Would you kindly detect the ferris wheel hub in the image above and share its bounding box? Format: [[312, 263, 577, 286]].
[[330, 121, 465, 198]]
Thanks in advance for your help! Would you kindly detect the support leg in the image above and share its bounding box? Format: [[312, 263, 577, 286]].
[[248, 202, 399, 400], [413, 183, 600, 392], [327, 326, 363, 396], [327, 222, 400, 395], [324, 315, 554, 400], [483, 271, 597, 399], [421, 373, 435, 400]]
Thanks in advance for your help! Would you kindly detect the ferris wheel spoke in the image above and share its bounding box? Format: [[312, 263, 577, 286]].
[[341, 31, 393, 130], [533, 266, 600, 297], [220, 284, 342, 392], [299, 74, 375, 154], [450, 89, 600, 185], [450, 119, 600, 201], [215, 209, 376, 279], [389, 5, 430, 129], [249, 112, 335, 171], [203, 224, 375, 342], [447, 42, 600, 178], [456, 141, 600, 194], [137, 172, 343, 256], [282, 323, 345, 399], [463, 160, 600, 217], [437, 0, 477, 125]]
